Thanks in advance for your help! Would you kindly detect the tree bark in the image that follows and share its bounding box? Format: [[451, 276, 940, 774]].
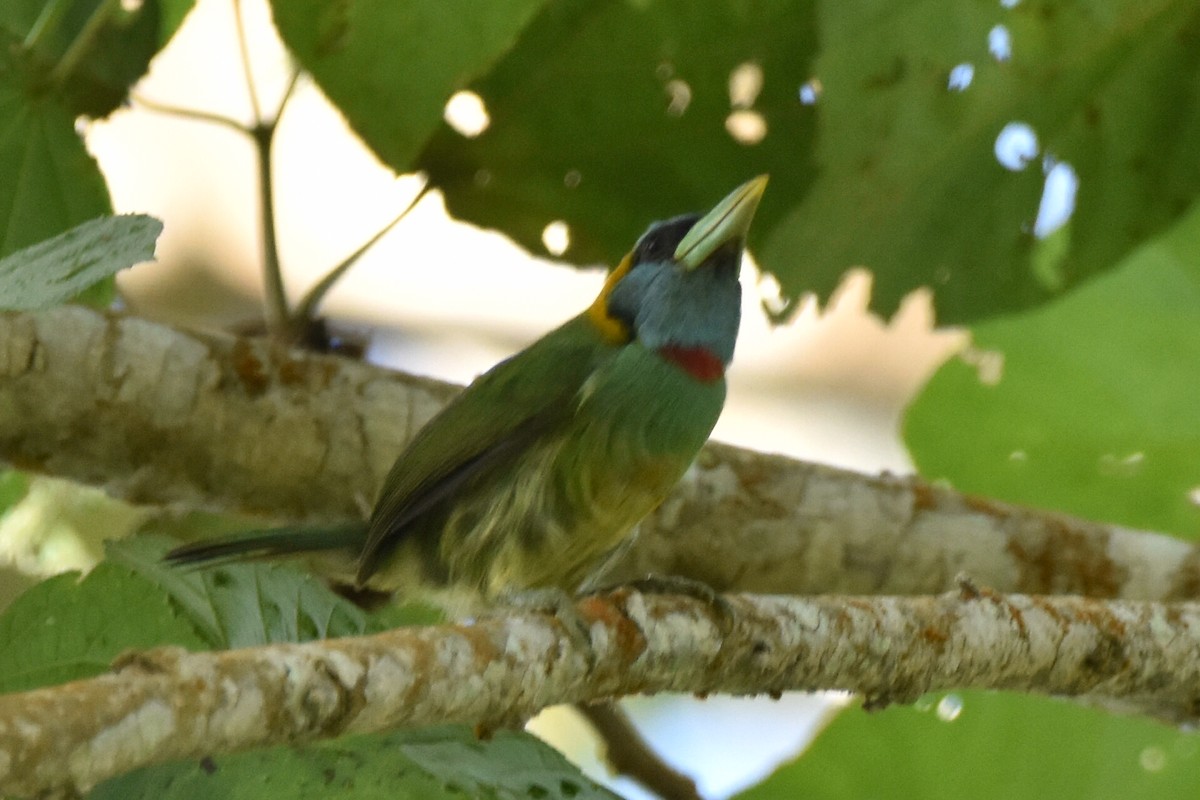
[[1, 306, 1196, 600], [3, 586, 1199, 797]]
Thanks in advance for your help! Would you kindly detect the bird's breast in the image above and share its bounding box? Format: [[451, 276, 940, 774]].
[[438, 346, 726, 597]]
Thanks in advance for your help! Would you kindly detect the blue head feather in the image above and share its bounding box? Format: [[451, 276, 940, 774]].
[[606, 215, 743, 365]]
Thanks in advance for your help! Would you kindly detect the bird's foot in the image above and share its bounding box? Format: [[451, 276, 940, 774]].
[[584, 574, 736, 635], [491, 588, 596, 658]]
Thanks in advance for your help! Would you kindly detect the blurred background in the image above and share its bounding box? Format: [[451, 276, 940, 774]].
[[75, 0, 964, 796]]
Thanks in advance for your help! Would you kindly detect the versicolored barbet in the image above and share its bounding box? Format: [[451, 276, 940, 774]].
[[166, 176, 768, 609]]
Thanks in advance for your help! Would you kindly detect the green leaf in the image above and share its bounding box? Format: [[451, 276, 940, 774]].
[[761, 0, 1200, 322], [0, 81, 112, 257], [738, 693, 1200, 800], [0, 563, 207, 694], [0, 0, 193, 118], [418, 0, 1200, 324], [367, 600, 446, 631], [158, 0, 198, 46], [905, 199, 1200, 538], [270, 0, 548, 171], [0, 470, 30, 516], [109, 536, 372, 649], [417, 0, 817, 266], [90, 725, 620, 800], [0, 214, 161, 309]]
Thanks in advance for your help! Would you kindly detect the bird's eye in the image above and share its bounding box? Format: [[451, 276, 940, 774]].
[[633, 213, 702, 266]]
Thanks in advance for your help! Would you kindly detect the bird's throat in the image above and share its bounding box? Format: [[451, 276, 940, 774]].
[[656, 344, 725, 383]]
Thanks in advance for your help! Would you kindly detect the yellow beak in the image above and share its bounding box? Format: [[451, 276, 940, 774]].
[[673, 175, 769, 271]]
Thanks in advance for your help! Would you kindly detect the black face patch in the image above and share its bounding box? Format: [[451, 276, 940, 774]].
[[631, 214, 701, 267]]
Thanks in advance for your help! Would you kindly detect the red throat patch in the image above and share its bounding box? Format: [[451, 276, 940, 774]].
[[657, 344, 725, 383]]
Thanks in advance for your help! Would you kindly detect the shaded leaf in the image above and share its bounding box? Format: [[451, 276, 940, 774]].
[[759, 0, 1200, 322], [90, 725, 620, 800], [905, 199, 1200, 538], [417, 0, 816, 267], [738, 693, 1200, 800], [0, 214, 160, 309], [417, 0, 1200, 324], [0, 0, 193, 118], [271, 0, 549, 171], [0, 80, 112, 257]]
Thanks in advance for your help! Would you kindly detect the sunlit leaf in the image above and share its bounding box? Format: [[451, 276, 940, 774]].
[[739, 693, 1200, 800], [906, 199, 1200, 538], [0, 214, 160, 309], [0, 563, 206, 693], [110, 535, 371, 649]]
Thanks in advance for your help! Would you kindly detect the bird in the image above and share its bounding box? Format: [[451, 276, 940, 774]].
[[166, 176, 768, 610]]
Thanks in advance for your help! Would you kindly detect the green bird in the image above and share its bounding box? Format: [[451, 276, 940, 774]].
[[167, 176, 767, 609]]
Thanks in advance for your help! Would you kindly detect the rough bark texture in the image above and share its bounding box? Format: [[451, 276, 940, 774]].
[[2, 587, 1200, 797], [0, 306, 456, 520], [1, 307, 1196, 600]]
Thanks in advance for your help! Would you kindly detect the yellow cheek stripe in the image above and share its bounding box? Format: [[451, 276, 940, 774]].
[[586, 252, 635, 344]]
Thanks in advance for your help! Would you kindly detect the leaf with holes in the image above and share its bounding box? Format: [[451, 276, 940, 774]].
[[271, 0, 548, 172], [417, 0, 817, 269], [416, 0, 1200, 324], [905, 199, 1200, 538]]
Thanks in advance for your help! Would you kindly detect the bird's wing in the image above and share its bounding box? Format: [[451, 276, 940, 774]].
[[355, 314, 610, 584]]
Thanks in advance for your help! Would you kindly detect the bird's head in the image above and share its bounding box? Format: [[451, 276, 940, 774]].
[[587, 176, 768, 381]]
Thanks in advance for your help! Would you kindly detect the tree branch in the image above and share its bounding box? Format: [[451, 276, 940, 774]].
[[3, 587, 1200, 797], [1, 307, 1197, 600], [575, 701, 701, 800]]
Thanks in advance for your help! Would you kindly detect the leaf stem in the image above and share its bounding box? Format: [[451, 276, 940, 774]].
[[232, 0, 263, 121], [253, 121, 289, 328], [132, 94, 253, 136], [289, 180, 430, 331], [228, 0, 297, 331]]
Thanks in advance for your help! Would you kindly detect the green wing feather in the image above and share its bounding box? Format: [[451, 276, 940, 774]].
[[355, 314, 612, 584]]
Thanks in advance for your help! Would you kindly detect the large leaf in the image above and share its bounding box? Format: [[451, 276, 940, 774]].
[[758, 0, 1200, 322], [417, 0, 1200, 324], [738, 693, 1200, 799], [0, 563, 206, 694], [416, 0, 817, 266], [270, 0, 549, 171], [905, 198, 1200, 539], [0, 214, 161, 309], [90, 726, 620, 800]]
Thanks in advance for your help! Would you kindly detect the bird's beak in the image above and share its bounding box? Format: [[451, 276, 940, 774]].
[[673, 175, 769, 271]]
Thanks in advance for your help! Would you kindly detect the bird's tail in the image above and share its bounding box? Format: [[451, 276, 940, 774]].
[[163, 521, 369, 568]]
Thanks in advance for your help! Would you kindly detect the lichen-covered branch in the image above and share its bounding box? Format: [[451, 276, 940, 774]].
[[0, 306, 455, 519], [2, 587, 1200, 798], [1, 307, 1197, 600]]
